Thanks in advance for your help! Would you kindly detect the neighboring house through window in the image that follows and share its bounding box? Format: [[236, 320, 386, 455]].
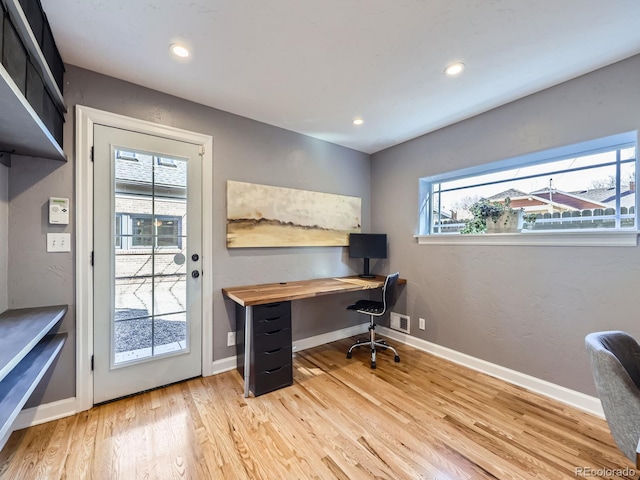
[[115, 213, 183, 249], [419, 132, 637, 235]]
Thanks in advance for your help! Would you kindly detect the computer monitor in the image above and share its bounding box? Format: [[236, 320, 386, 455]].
[[349, 233, 387, 278]]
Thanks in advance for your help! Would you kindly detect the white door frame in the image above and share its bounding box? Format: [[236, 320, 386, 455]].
[[75, 105, 214, 412]]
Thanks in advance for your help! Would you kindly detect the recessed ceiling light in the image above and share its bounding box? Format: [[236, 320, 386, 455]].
[[444, 62, 465, 76], [353, 117, 364, 126], [170, 43, 190, 58]]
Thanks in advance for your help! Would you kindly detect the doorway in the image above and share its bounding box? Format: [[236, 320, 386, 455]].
[[92, 124, 202, 404]]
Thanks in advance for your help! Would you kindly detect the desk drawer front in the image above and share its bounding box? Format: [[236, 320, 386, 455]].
[[254, 313, 290, 335], [254, 328, 291, 352], [254, 364, 292, 396], [255, 346, 291, 372], [253, 302, 290, 321]]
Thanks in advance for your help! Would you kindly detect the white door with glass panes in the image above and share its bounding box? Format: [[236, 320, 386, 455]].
[[93, 125, 202, 404]]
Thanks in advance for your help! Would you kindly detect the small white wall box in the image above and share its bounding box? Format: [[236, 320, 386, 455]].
[[49, 197, 70, 224]]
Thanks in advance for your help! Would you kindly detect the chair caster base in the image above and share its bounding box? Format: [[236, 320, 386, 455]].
[[346, 352, 352, 359], [371, 361, 376, 369], [394, 355, 400, 363]]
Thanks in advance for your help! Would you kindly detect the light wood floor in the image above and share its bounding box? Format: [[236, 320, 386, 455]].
[[0, 338, 636, 479]]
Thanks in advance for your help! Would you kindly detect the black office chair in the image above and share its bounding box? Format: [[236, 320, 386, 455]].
[[346, 272, 400, 369]]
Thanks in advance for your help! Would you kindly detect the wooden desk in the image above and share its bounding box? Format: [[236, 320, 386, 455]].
[[223, 275, 405, 397]]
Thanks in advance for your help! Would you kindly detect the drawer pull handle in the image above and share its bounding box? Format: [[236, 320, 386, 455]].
[[266, 348, 283, 355], [265, 316, 281, 322], [265, 329, 283, 336], [265, 303, 281, 308], [266, 366, 283, 374]]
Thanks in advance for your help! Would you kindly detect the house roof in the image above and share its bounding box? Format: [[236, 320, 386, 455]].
[[115, 151, 186, 198], [486, 189, 529, 201], [571, 187, 636, 209], [528, 187, 609, 210]]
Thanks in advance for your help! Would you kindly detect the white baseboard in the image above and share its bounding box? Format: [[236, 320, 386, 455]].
[[209, 322, 369, 377], [209, 356, 238, 376], [293, 322, 369, 352], [377, 327, 604, 418], [0, 397, 77, 451], [0, 429, 11, 452], [13, 397, 77, 431]]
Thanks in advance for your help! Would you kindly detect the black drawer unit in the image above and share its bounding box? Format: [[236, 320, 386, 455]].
[[236, 301, 293, 396]]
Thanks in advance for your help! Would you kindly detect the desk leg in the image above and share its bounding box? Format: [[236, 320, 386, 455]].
[[243, 306, 252, 398]]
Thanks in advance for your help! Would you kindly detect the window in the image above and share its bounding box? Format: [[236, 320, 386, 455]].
[[419, 133, 637, 236], [116, 214, 183, 249], [156, 156, 178, 167], [115, 214, 122, 248]]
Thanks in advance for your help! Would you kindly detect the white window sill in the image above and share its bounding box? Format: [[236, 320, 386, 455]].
[[416, 231, 639, 247]]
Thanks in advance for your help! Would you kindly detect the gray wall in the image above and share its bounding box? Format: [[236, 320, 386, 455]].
[[371, 54, 640, 396], [0, 164, 7, 313], [8, 155, 73, 408], [9, 65, 370, 406]]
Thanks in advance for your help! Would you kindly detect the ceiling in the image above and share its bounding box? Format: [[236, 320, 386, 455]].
[[43, 0, 640, 154]]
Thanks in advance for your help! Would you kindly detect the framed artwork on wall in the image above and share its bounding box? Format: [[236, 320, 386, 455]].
[[226, 180, 362, 248]]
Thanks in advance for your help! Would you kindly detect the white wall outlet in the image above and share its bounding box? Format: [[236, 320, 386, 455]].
[[227, 331, 236, 347], [390, 312, 410, 334], [419, 317, 426, 330], [46, 233, 71, 252]]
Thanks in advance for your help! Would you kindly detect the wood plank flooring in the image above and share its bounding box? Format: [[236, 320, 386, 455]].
[[0, 338, 636, 479]]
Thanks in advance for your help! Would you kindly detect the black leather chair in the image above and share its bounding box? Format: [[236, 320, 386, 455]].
[[346, 272, 400, 368]]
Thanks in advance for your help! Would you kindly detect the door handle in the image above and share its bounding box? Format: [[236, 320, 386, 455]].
[[192, 270, 200, 278]]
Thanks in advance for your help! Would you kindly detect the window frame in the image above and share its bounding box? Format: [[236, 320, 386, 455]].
[[417, 132, 639, 246], [116, 213, 183, 250]]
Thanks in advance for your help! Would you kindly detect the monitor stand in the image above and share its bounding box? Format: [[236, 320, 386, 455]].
[[359, 258, 375, 278]]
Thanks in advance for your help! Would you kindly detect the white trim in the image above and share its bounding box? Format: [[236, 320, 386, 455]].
[[210, 356, 237, 375], [13, 397, 77, 430], [210, 323, 370, 377], [0, 397, 77, 451], [416, 231, 638, 247], [293, 323, 370, 352], [377, 327, 604, 418], [75, 105, 214, 411]]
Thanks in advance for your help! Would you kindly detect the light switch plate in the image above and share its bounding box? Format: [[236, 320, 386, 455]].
[[47, 233, 71, 252]]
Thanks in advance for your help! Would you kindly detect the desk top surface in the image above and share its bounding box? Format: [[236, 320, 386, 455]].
[[222, 275, 405, 306]]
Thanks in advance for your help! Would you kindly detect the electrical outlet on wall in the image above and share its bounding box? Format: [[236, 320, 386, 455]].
[[227, 331, 236, 346], [419, 317, 426, 330]]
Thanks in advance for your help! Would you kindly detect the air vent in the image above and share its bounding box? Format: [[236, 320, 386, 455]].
[[390, 312, 410, 334]]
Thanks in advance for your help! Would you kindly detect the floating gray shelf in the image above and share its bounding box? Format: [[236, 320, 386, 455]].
[[0, 333, 66, 441], [0, 305, 67, 383], [0, 305, 67, 444]]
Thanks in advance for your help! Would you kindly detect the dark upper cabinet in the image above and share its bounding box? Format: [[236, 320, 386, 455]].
[[0, 0, 66, 163]]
